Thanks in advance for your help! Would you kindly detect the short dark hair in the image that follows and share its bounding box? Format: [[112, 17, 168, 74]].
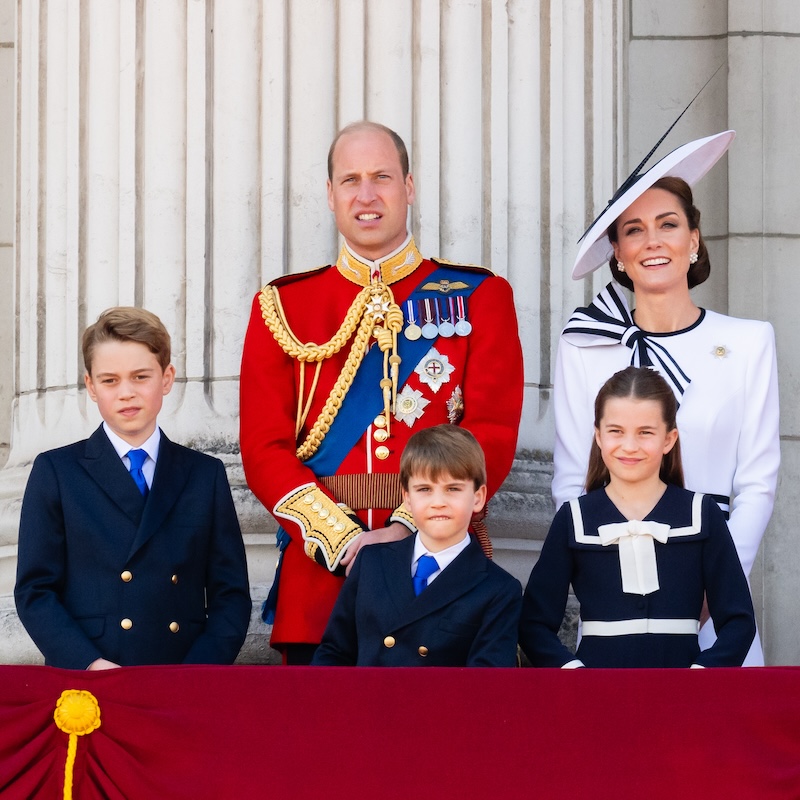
[[585, 366, 684, 493], [327, 121, 410, 180], [400, 425, 486, 491], [607, 176, 710, 290], [82, 307, 172, 374]]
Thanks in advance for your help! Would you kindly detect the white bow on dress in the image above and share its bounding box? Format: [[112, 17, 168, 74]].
[[597, 519, 671, 595]]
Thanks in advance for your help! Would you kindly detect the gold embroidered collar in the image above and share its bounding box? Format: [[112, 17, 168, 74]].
[[336, 236, 423, 287]]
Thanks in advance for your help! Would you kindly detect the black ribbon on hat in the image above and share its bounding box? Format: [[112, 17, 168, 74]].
[[578, 63, 726, 244], [562, 282, 692, 401]]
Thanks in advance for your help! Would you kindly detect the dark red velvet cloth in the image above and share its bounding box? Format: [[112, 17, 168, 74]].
[[0, 665, 797, 799]]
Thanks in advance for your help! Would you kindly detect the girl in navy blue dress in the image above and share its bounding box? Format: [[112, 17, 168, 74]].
[[520, 366, 755, 668]]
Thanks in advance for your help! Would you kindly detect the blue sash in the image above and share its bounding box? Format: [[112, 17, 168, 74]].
[[304, 265, 489, 476], [262, 264, 491, 623]]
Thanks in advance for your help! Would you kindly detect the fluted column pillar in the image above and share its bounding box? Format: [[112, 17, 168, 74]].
[[0, 0, 622, 664]]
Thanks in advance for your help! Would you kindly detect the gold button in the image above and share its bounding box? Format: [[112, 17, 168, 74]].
[[334, 523, 345, 533], [373, 415, 387, 429], [169, 622, 180, 633], [326, 516, 337, 527], [318, 508, 329, 519], [418, 646, 429, 657], [303, 493, 315, 504], [373, 428, 389, 443], [383, 636, 396, 648], [120, 618, 133, 630], [171, 574, 178, 584], [120, 570, 133, 583], [375, 445, 390, 460]]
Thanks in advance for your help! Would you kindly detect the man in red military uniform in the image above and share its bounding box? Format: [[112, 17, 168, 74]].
[[240, 121, 523, 663]]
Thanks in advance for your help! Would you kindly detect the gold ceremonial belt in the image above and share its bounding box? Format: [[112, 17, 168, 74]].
[[319, 473, 403, 512]]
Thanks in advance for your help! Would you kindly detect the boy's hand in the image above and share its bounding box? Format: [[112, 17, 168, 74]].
[[341, 522, 411, 575], [87, 658, 121, 671]]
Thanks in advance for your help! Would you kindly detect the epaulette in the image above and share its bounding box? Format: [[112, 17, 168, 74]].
[[431, 257, 495, 276], [267, 263, 332, 289]]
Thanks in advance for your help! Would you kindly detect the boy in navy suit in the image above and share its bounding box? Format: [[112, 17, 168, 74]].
[[15, 307, 251, 669], [312, 425, 521, 666]]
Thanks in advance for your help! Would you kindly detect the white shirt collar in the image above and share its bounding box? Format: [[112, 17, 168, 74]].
[[103, 422, 162, 464], [411, 531, 470, 584]]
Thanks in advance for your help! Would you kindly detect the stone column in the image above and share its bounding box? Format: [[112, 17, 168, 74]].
[[0, 0, 622, 662], [726, 1, 800, 665]]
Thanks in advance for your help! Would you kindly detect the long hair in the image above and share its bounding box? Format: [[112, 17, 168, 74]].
[[585, 366, 684, 493]]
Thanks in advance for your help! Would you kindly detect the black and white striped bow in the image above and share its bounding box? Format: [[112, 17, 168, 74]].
[[562, 283, 691, 400]]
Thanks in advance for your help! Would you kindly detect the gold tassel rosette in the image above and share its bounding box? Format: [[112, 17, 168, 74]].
[[260, 280, 404, 461], [53, 689, 102, 800]]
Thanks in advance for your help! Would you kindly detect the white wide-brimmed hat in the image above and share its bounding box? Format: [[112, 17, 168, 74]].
[[572, 130, 736, 280]]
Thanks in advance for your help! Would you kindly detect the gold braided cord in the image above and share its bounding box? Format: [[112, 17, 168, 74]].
[[261, 280, 404, 462], [297, 361, 323, 435], [53, 689, 102, 800], [260, 284, 373, 362], [295, 360, 305, 437], [295, 310, 376, 461]]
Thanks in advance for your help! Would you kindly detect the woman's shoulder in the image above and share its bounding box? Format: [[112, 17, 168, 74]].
[[702, 309, 774, 339]]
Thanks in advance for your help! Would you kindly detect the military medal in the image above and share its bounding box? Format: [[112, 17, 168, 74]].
[[415, 347, 455, 393], [404, 300, 422, 341], [454, 295, 472, 336], [437, 298, 456, 338], [446, 385, 464, 424], [395, 385, 430, 427], [421, 298, 438, 339]]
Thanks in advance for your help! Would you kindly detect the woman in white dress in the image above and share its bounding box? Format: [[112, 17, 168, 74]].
[[552, 131, 780, 665]]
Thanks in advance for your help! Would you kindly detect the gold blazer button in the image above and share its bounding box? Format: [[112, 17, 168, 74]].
[[120, 618, 133, 630], [373, 415, 387, 429], [169, 622, 180, 633], [120, 570, 133, 582], [383, 636, 396, 648], [171, 574, 179, 584], [375, 445, 390, 460], [418, 646, 429, 657]]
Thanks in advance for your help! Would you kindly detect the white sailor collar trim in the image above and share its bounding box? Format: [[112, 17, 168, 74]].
[[570, 493, 704, 595]]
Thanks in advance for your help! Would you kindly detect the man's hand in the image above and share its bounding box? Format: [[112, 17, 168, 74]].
[[87, 658, 121, 671], [340, 522, 412, 575]]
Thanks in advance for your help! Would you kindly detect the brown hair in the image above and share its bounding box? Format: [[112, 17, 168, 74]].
[[82, 307, 172, 374], [585, 366, 684, 493], [607, 176, 710, 291], [400, 425, 486, 490], [327, 121, 410, 180]]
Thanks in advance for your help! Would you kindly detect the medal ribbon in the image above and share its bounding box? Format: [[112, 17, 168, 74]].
[[304, 265, 491, 476]]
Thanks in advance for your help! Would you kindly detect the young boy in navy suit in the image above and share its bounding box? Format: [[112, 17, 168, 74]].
[[312, 425, 521, 666], [15, 307, 251, 669]]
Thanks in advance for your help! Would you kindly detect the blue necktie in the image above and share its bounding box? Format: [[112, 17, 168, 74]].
[[413, 554, 439, 596], [127, 449, 149, 497]]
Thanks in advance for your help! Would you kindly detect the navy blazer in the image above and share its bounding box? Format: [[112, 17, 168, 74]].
[[15, 426, 251, 669], [313, 535, 522, 667]]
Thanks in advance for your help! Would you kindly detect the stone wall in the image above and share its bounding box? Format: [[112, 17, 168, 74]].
[[0, 1, 798, 665]]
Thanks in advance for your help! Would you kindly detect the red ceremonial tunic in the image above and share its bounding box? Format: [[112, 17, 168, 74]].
[[239, 239, 523, 647]]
